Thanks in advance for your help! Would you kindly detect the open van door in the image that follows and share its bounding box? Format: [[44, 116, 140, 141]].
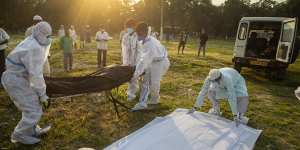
[[276, 18, 298, 63], [234, 21, 249, 57]]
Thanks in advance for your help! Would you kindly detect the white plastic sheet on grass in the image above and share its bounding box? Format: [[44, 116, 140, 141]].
[[105, 108, 262, 150]]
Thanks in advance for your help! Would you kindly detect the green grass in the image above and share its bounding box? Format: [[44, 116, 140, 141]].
[[1, 36, 300, 150]]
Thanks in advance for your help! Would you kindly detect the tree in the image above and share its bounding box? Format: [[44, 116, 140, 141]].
[[222, 0, 250, 37]]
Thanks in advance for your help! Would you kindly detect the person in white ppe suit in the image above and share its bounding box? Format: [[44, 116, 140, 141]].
[[131, 22, 170, 111], [25, 15, 43, 37], [119, 29, 126, 44], [1, 21, 52, 145], [25, 15, 51, 76], [188, 68, 249, 126], [121, 19, 142, 101]]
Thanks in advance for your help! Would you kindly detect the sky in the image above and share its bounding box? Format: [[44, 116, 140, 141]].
[[212, 0, 286, 6]]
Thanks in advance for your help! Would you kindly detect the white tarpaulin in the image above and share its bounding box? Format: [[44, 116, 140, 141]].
[[105, 109, 262, 150]]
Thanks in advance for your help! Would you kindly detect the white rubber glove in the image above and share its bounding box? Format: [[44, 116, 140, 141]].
[[40, 95, 49, 109], [187, 107, 197, 114]]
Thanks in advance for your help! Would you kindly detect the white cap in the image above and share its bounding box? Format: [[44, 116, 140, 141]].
[[33, 15, 43, 21], [208, 69, 221, 81]]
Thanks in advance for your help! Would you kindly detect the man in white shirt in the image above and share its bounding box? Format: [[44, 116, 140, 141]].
[[96, 27, 112, 68]]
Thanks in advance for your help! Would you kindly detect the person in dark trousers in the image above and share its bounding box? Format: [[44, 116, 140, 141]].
[[178, 31, 188, 54], [85, 25, 92, 43], [60, 31, 73, 72], [198, 29, 208, 57], [0, 27, 10, 84], [95, 27, 112, 68]]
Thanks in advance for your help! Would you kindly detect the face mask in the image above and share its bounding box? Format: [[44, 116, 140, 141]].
[[41, 36, 52, 46], [127, 28, 133, 33], [34, 34, 52, 46]]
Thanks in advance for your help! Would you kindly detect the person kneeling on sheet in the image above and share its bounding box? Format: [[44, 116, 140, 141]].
[[188, 68, 249, 126], [131, 22, 170, 111], [1, 22, 52, 145]]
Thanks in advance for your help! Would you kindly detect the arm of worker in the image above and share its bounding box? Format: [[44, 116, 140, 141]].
[[133, 43, 154, 80], [107, 35, 113, 41], [224, 77, 238, 115], [104, 32, 112, 41], [194, 77, 211, 108], [22, 47, 48, 100], [121, 35, 130, 65], [188, 77, 211, 114]]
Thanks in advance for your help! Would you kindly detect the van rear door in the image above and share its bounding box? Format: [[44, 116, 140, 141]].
[[234, 21, 249, 58], [276, 18, 298, 63]]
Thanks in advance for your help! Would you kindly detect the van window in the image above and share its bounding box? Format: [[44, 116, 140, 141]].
[[281, 21, 295, 42], [238, 23, 248, 40]]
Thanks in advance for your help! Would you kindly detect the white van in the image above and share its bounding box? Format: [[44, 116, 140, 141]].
[[233, 17, 299, 79]]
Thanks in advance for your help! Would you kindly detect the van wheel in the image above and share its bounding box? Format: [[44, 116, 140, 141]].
[[234, 63, 242, 73]]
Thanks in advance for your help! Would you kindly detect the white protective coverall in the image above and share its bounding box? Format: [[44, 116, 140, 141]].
[[25, 23, 51, 76], [119, 30, 126, 44], [132, 36, 170, 110], [25, 26, 34, 37], [193, 68, 249, 116], [25, 15, 43, 37], [1, 22, 52, 144], [122, 31, 142, 100]]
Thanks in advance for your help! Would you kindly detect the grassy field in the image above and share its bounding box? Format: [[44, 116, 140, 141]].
[[1, 35, 300, 150]]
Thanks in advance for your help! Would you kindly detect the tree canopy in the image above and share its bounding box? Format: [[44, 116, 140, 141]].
[[0, 0, 299, 37]]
